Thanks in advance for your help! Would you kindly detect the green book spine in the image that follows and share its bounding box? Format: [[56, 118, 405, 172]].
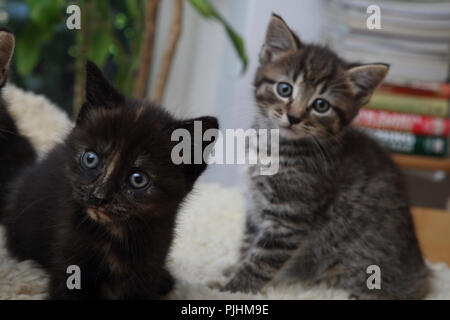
[[369, 92, 449, 117], [365, 129, 448, 157]]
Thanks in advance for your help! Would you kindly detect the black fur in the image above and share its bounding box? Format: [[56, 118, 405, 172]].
[[0, 30, 37, 218], [0, 97, 37, 215], [1, 61, 218, 299]]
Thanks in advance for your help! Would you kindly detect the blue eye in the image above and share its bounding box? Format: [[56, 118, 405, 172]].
[[276, 82, 293, 98], [81, 151, 99, 169], [129, 172, 149, 189]]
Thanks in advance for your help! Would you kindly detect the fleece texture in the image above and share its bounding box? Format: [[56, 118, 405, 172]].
[[1, 85, 449, 299]]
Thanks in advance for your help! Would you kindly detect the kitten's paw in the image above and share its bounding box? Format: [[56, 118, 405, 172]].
[[207, 280, 226, 292], [223, 272, 262, 294], [349, 292, 394, 300], [222, 265, 236, 278], [156, 269, 175, 296]]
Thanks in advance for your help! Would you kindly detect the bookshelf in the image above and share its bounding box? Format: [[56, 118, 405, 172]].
[[392, 154, 450, 173]]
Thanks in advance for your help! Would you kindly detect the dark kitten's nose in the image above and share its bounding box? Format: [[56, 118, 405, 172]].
[[89, 189, 108, 206], [287, 114, 301, 125]]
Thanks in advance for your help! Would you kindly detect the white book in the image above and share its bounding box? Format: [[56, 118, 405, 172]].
[[330, 31, 450, 56], [328, 0, 450, 39], [336, 47, 449, 83], [335, 0, 450, 19]]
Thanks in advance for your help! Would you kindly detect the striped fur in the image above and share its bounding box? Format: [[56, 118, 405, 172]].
[[221, 15, 429, 299]]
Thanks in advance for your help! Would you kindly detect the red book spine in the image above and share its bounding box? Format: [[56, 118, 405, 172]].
[[354, 108, 450, 136]]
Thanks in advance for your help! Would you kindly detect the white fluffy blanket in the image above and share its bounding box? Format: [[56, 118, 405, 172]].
[[1, 85, 449, 299]]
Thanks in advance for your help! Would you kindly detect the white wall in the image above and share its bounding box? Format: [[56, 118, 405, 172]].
[[149, 0, 326, 186]]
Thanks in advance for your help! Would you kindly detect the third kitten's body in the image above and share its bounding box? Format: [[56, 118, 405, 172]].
[[0, 30, 36, 211], [219, 15, 429, 299]]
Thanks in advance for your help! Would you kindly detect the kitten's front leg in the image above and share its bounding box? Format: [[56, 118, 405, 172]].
[[155, 268, 175, 297], [223, 215, 259, 278], [223, 223, 301, 294]]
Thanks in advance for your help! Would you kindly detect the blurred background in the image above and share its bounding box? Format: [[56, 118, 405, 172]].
[[0, 0, 449, 210]]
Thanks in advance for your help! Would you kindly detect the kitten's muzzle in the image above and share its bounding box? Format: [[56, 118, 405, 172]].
[[88, 188, 110, 206], [86, 207, 112, 223]]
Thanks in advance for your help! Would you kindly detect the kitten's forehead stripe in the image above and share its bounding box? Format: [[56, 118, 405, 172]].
[[319, 83, 329, 95], [313, 66, 336, 88], [292, 58, 304, 83], [104, 151, 121, 181], [255, 76, 276, 88], [135, 105, 145, 121]]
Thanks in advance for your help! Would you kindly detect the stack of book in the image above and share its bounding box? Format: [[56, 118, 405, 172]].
[[354, 83, 450, 157], [324, 0, 450, 158]]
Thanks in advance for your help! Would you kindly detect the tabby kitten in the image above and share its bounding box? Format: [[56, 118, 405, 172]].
[[219, 15, 429, 299], [0, 30, 36, 209], [1, 61, 218, 299]]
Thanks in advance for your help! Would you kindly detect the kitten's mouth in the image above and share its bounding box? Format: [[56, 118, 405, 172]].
[[280, 125, 299, 134], [283, 125, 296, 131], [279, 124, 311, 139], [86, 207, 113, 223]]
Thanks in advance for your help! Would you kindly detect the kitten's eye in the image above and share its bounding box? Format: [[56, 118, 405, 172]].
[[276, 82, 293, 98], [129, 172, 149, 189], [81, 151, 99, 169], [312, 98, 331, 113]]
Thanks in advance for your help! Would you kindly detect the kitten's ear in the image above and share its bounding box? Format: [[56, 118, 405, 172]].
[[77, 61, 124, 123], [260, 14, 301, 64], [0, 29, 15, 87], [173, 116, 219, 188], [346, 63, 389, 106]]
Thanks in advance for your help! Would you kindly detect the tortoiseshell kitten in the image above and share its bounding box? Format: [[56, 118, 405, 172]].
[[1, 61, 218, 299], [0, 30, 36, 210], [217, 15, 429, 299]]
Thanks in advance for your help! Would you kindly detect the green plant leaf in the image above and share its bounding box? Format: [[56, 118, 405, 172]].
[[220, 19, 248, 72], [125, 0, 139, 20], [15, 21, 52, 75], [188, 0, 215, 17], [189, 0, 248, 72], [87, 32, 113, 67], [25, 0, 64, 30], [16, 0, 64, 75], [16, 37, 40, 76]]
